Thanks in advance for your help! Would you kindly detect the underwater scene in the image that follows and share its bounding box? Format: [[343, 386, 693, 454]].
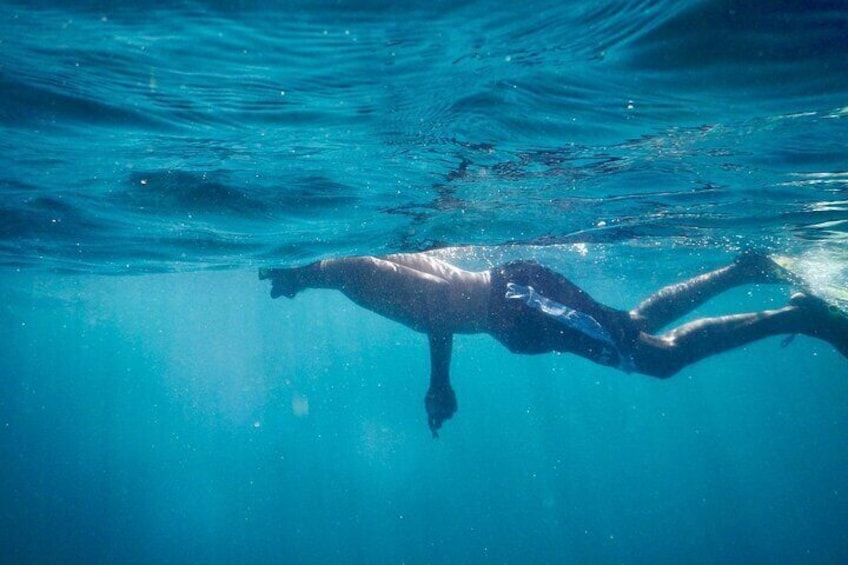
[[2, 0, 848, 563]]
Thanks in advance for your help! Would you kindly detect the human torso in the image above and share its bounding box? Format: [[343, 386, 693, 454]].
[[383, 253, 492, 334], [442, 269, 492, 333]]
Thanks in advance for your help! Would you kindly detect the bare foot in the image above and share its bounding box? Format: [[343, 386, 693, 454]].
[[790, 292, 848, 359], [734, 251, 791, 284]]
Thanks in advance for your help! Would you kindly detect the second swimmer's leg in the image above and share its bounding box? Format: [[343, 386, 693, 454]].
[[630, 252, 788, 333], [630, 292, 847, 378]]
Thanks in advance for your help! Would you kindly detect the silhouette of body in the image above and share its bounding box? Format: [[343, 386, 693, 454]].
[[261, 252, 847, 436]]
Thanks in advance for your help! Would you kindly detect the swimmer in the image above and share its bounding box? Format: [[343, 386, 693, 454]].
[[260, 252, 848, 436]]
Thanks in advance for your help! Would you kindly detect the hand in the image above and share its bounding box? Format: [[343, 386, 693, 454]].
[[425, 384, 457, 438]]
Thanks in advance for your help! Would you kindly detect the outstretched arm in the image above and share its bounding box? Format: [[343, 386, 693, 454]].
[[425, 332, 456, 437]]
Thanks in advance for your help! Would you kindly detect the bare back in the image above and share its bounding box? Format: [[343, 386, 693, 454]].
[[382, 253, 492, 333]]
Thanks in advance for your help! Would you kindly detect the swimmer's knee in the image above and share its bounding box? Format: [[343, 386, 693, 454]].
[[629, 336, 684, 379], [628, 311, 651, 334]]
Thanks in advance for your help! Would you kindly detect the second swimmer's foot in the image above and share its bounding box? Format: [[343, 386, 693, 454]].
[[734, 251, 791, 284], [790, 292, 848, 359], [259, 268, 300, 299]]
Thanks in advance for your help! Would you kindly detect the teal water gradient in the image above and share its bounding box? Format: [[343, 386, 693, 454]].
[[2, 247, 847, 563], [3, 0, 848, 562]]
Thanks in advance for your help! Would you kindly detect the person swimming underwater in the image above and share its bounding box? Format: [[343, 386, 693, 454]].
[[260, 251, 848, 436]]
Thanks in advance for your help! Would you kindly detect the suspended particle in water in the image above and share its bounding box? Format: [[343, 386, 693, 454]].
[[291, 393, 309, 417]]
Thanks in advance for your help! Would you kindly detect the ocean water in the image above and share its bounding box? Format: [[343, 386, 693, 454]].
[[2, 0, 848, 563]]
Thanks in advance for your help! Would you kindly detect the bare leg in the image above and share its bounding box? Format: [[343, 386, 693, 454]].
[[631, 293, 848, 378], [631, 252, 787, 333]]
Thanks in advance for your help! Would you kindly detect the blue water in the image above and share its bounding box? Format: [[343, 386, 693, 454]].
[[2, 0, 848, 563]]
